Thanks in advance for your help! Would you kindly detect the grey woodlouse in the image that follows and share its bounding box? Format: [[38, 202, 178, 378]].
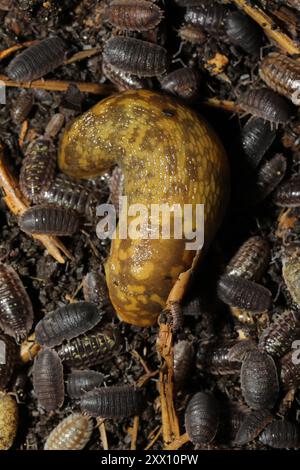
[[184, 392, 220, 444], [226, 236, 270, 282], [282, 245, 300, 306], [258, 309, 300, 359], [0, 333, 17, 389], [44, 413, 93, 450], [44, 113, 65, 139], [56, 326, 121, 368], [19, 204, 80, 236], [67, 370, 104, 399], [0, 392, 18, 450], [259, 53, 300, 105], [217, 274, 272, 313], [35, 302, 103, 348], [241, 350, 279, 410], [228, 340, 257, 362], [274, 174, 300, 207], [259, 420, 300, 448], [184, 3, 227, 35], [280, 350, 300, 390], [82, 272, 112, 311], [10, 92, 34, 124], [225, 11, 262, 56], [102, 60, 150, 91], [19, 137, 56, 204], [238, 88, 293, 126], [160, 68, 201, 100], [173, 340, 194, 390], [103, 37, 169, 77], [6, 36, 67, 82], [234, 409, 273, 446], [178, 24, 206, 45], [33, 348, 64, 411], [80, 385, 143, 418], [240, 118, 276, 171], [0, 263, 33, 342], [105, 0, 163, 32]]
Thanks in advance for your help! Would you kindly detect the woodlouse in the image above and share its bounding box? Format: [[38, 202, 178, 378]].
[[178, 24, 206, 45], [67, 370, 104, 399], [234, 409, 273, 446], [6, 36, 67, 82], [217, 274, 272, 313], [173, 340, 194, 390], [105, 0, 163, 32], [184, 3, 226, 35], [82, 272, 111, 310], [165, 301, 184, 331], [258, 309, 300, 359], [175, 0, 204, 5], [80, 385, 142, 418], [0, 392, 18, 450], [56, 326, 121, 368], [103, 37, 169, 77], [280, 350, 300, 390], [240, 350, 279, 410], [0, 263, 33, 342], [225, 11, 262, 56], [274, 174, 300, 207], [160, 68, 201, 100], [19, 137, 56, 203], [33, 348, 64, 411], [259, 420, 300, 448], [184, 392, 220, 444], [44, 413, 93, 450], [10, 92, 34, 124], [44, 113, 65, 139], [282, 245, 300, 306], [228, 339, 257, 362], [102, 60, 149, 91], [0, 333, 17, 389], [35, 302, 102, 348], [226, 236, 270, 281], [200, 341, 241, 376], [240, 118, 276, 171], [238, 88, 293, 126], [19, 205, 80, 236], [259, 53, 300, 105]]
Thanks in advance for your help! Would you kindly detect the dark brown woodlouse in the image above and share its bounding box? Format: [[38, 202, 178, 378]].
[[173, 340, 194, 390], [0, 263, 33, 342], [199, 341, 241, 376], [6, 36, 67, 82], [35, 302, 102, 348], [44, 413, 93, 450], [102, 60, 149, 91], [259, 53, 300, 105], [184, 392, 220, 445], [282, 245, 300, 306], [240, 118, 276, 171], [228, 340, 257, 362], [0, 333, 17, 389], [19, 205, 80, 236], [258, 309, 300, 359], [280, 350, 300, 390], [160, 68, 201, 100], [33, 348, 64, 411], [103, 37, 169, 77], [105, 0, 163, 32], [82, 272, 112, 312], [56, 326, 121, 368], [274, 174, 300, 207], [241, 350, 279, 410], [225, 11, 262, 56], [259, 420, 300, 448], [238, 88, 293, 126], [184, 3, 227, 35], [234, 409, 273, 446], [226, 236, 270, 282], [80, 385, 143, 418], [178, 24, 206, 44], [67, 370, 104, 399], [10, 92, 34, 124], [19, 137, 56, 204], [217, 274, 272, 313]]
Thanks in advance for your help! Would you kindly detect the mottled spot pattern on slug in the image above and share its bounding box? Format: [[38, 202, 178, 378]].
[[59, 90, 229, 326]]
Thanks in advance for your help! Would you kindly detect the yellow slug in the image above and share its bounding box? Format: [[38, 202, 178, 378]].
[[59, 90, 229, 327]]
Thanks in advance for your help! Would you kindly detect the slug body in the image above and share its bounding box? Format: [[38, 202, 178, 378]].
[[59, 90, 229, 327]]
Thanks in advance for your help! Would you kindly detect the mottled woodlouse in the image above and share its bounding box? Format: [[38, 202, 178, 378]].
[[19, 205, 80, 236], [280, 350, 300, 390], [33, 348, 64, 411], [226, 236, 270, 281], [184, 392, 220, 444], [178, 24, 206, 45], [44, 413, 93, 450], [105, 0, 163, 32], [67, 370, 104, 399], [184, 2, 226, 35]]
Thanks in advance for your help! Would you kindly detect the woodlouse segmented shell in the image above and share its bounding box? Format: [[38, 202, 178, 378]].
[[105, 0, 163, 31], [103, 37, 169, 77], [35, 302, 102, 348], [0, 391, 18, 450], [67, 370, 104, 399], [282, 245, 300, 306], [225, 11, 262, 56], [185, 392, 220, 444], [10, 92, 34, 124], [33, 348, 64, 411], [274, 174, 300, 207], [184, 3, 226, 35], [19, 137, 57, 203], [241, 350, 279, 410], [82, 272, 111, 309], [201, 341, 242, 376], [6, 36, 67, 82], [80, 385, 143, 418], [160, 68, 201, 101], [259, 420, 300, 448], [0, 262, 34, 342], [102, 60, 149, 91], [44, 113, 65, 139], [238, 88, 293, 125], [234, 409, 273, 446], [240, 118, 276, 171], [173, 340, 194, 390], [178, 24, 206, 44], [226, 236, 270, 281], [44, 414, 93, 450], [19, 205, 80, 236], [280, 350, 300, 389], [0, 333, 17, 389]]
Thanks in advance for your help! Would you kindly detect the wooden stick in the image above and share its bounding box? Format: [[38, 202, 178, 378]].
[[0, 40, 39, 60], [144, 426, 162, 450], [65, 47, 102, 65], [97, 418, 109, 450], [130, 416, 139, 450], [164, 433, 190, 451], [203, 97, 238, 112]]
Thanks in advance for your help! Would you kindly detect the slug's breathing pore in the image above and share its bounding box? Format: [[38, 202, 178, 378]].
[[58, 90, 229, 327]]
